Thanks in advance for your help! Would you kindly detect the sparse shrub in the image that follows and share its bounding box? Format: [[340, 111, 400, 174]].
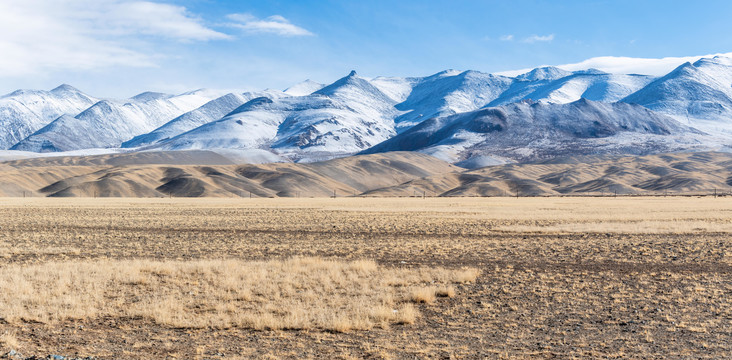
[[436, 286, 455, 298], [0, 330, 19, 350], [394, 303, 418, 324], [410, 286, 437, 304], [454, 268, 481, 283]]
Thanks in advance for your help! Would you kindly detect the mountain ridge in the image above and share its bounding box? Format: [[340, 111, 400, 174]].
[[3, 55, 732, 164]]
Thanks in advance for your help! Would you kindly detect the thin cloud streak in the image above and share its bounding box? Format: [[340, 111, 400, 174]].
[[227, 14, 314, 37], [105, 1, 231, 41], [522, 34, 554, 43]]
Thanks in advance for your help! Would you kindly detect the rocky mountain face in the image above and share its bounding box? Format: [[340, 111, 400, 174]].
[[361, 99, 708, 166]]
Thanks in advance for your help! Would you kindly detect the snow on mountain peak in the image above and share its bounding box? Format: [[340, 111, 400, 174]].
[[313, 71, 395, 106], [122, 92, 250, 148], [620, 55, 732, 131], [434, 69, 463, 78], [573, 68, 610, 75], [12, 89, 221, 152], [694, 56, 732, 67], [284, 79, 325, 96], [50, 84, 83, 94], [0, 85, 99, 149], [131, 92, 172, 102], [3, 55, 732, 164], [516, 66, 571, 81]]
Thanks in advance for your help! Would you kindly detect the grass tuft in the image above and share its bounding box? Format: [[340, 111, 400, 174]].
[[410, 286, 437, 304], [0, 330, 19, 350], [0, 257, 474, 332]]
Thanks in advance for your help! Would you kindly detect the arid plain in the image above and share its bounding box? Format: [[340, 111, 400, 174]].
[[0, 197, 730, 359]]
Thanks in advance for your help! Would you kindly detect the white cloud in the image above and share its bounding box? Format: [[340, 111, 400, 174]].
[[104, 1, 231, 41], [495, 52, 732, 77], [522, 34, 554, 43], [0, 0, 228, 76], [499, 35, 514, 41], [227, 13, 314, 37]]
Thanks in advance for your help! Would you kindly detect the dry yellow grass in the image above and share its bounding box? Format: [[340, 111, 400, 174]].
[[1, 196, 731, 235], [435, 286, 455, 298], [409, 287, 437, 304], [0, 257, 475, 332], [0, 330, 19, 350], [0, 197, 729, 359]]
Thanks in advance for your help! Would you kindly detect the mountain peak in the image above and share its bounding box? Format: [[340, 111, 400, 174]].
[[712, 55, 732, 66], [313, 70, 376, 97], [573, 68, 609, 75], [51, 84, 82, 94], [131, 91, 172, 102], [693, 56, 732, 68], [284, 79, 325, 96], [516, 66, 571, 81]]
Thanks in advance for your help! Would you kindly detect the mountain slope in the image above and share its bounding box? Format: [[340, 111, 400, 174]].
[[284, 80, 324, 96], [364, 151, 732, 197], [622, 56, 732, 132], [122, 91, 285, 148], [11, 90, 221, 152], [0, 85, 98, 149], [0, 151, 460, 198], [1, 150, 730, 198], [490, 69, 655, 106], [388, 70, 514, 131], [154, 71, 399, 161], [362, 99, 707, 165]]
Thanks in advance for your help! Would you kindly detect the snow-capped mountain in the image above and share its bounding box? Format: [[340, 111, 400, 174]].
[[153, 71, 398, 161], [361, 99, 708, 166], [122, 90, 286, 148], [489, 68, 655, 106], [11, 89, 222, 152], [622, 56, 732, 132], [0, 84, 98, 149], [372, 70, 515, 132], [2, 55, 732, 165]]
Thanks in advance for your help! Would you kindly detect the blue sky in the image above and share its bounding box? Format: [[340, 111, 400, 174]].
[[1, 0, 731, 97]]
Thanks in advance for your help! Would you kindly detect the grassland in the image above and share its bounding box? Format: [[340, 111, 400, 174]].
[[0, 197, 730, 359]]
